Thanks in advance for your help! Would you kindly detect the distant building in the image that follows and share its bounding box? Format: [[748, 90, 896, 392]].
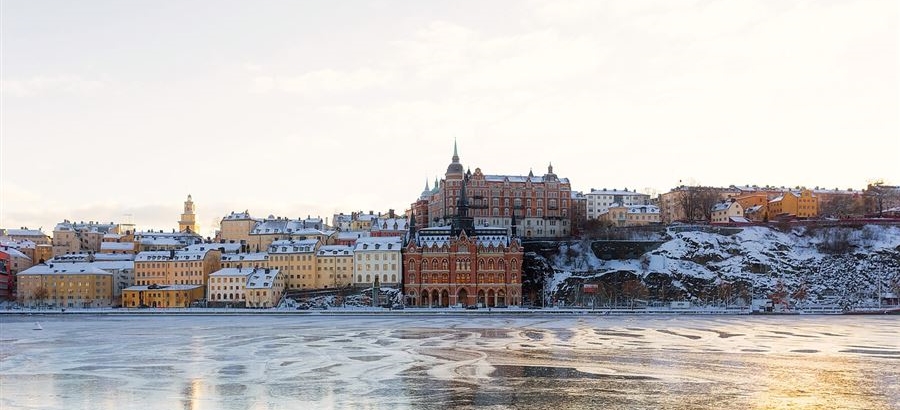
[[134, 230, 203, 252], [414, 142, 572, 238], [584, 188, 651, 220], [207, 267, 284, 308], [370, 218, 409, 238], [769, 189, 818, 219], [248, 216, 332, 252], [18, 263, 122, 308], [316, 245, 354, 289], [122, 284, 204, 308], [353, 237, 402, 288], [267, 238, 321, 290], [403, 177, 523, 307], [599, 204, 661, 227], [218, 211, 260, 245], [711, 200, 746, 224], [220, 252, 269, 270], [52, 220, 122, 257], [178, 194, 199, 234], [133, 247, 222, 297], [0, 228, 51, 246]]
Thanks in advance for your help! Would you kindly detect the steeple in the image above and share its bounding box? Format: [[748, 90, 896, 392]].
[[453, 139, 459, 162], [452, 174, 474, 237], [445, 140, 464, 178], [178, 194, 198, 234]]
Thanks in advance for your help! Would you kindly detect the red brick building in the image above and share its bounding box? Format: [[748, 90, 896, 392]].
[[403, 175, 523, 307], [415, 142, 572, 239]]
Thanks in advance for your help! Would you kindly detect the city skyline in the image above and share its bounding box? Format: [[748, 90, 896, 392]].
[[2, 0, 897, 237]]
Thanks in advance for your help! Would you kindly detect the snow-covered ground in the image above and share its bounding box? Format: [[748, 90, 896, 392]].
[[542, 224, 900, 308]]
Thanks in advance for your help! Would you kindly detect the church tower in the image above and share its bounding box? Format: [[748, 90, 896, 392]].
[[178, 194, 199, 234]]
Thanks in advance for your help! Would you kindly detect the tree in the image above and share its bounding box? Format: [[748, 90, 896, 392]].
[[621, 279, 648, 309], [32, 286, 49, 308], [717, 282, 733, 307], [792, 284, 808, 308], [865, 182, 900, 216], [677, 186, 722, 222], [820, 195, 865, 218]]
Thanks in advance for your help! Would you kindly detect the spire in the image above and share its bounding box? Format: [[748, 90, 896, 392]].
[[453, 138, 459, 162], [425, 178, 430, 191], [548, 162, 553, 174]]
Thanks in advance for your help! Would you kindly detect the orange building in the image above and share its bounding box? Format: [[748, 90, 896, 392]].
[[769, 190, 818, 219]]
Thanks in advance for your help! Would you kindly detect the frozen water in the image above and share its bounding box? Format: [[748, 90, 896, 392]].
[[0, 314, 898, 409]]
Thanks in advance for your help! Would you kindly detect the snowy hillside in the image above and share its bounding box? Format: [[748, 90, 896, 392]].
[[533, 224, 900, 308]]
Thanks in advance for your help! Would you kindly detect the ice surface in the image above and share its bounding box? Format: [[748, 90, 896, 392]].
[[0, 314, 897, 410]]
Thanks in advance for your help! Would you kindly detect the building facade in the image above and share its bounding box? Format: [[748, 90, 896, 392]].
[[17, 264, 116, 308], [584, 189, 651, 220], [769, 190, 818, 219], [316, 245, 354, 289], [122, 284, 204, 308], [414, 143, 572, 239], [267, 239, 321, 290], [133, 248, 222, 296], [711, 200, 746, 224], [353, 237, 402, 287], [178, 195, 199, 234], [599, 204, 661, 227]]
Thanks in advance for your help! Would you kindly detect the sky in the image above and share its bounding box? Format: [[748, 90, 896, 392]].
[[1, 0, 897, 238]]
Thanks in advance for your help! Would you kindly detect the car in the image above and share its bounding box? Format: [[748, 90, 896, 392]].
[[465, 305, 478, 310]]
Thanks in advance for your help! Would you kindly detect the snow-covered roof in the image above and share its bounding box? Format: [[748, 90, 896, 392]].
[[54, 221, 117, 233], [1, 228, 48, 237], [627, 205, 660, 214], [483, 174, 570, 184], [247, 268, 280, 289], [222, 211, 255, 220], [20, 264, 112, 276], [103, 233, 124, 240], [354, 236, 402, 252], [371, 218, 409, 232], [729, 216, 751, 223], [124, 284, 202, 291], [337, 231, 369, 240], [0, 246, 30, 259], [746, 205, 765, 213], [1, 239, 36, 249], [221, 252, 268, 262], [183, 243, 242, 253], [712, 202, 731, 212], [50, 253, 134, 263], [210, 267, 251, 277], [586, 189, 648, 197], [100, 242, 134, 252], [135, 249, 217, 262], [268, 238, 319, 253], [317, 245, 354, 256], [250, 217, 327, 235]]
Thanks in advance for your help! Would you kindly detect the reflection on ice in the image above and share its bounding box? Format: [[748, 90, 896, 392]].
[[0, 314, 897, 409]]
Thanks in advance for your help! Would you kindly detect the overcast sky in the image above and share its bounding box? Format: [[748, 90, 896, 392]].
[[2, 0, 897, 237]]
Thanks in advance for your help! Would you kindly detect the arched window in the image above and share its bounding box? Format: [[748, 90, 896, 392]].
[[366, 274, 371, 282], [392, 274, 397, 282], [479, 259, 485, 270], [442, 260, 448, 269]]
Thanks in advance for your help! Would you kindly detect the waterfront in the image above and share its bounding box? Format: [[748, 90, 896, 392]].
[[0, 314, 897, 409]]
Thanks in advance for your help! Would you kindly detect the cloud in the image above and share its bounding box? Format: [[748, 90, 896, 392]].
[[0, 75, 107, 97], [249, 68, 395, 95]]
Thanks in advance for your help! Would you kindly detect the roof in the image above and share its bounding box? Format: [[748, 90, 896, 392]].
[[124, 284, 202, 291], [222, 211, 255, 220], [317, 245, 354, 256], [247, 269, 280, 289], [729, 216, 751, 223], [221, 252, 268, 262], [586, 189, 649, 197], [1, 228, 48, 237], [135, 249, 217, 262], [483, 174, 570, 184], [354, 236, 402, 252], [269, 239, 320, 253], [19, 264, 112, 276], [50, 253, 135, 263], [183, 243, 242, 253], [210, 267, 252, 277], [250, 217, 327, 235], [337, 231, 370, 240], [100, 242, 134, 251], [745, 205, 765, 213], [370, 218, 409, 232]]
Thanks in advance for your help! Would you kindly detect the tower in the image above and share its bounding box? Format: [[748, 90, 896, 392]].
[[178, 194, 199, 234]]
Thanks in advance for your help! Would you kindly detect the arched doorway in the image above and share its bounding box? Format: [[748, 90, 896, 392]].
[[498, 290, 506, 307], [421, 292, 429, 307], [458, 288, 469, 307], [441, 290, 450, 307], [477, 290, 485, 307], [432, 290, 440, 307], [487, 289, 495, 307]]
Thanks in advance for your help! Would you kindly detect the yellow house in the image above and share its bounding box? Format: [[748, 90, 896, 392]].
[[769, 189, 818, 219], [17, 264, 116, 308], [267, 238, 321, 290], [315, 245, 354, 289], [711, 200, 745, 224], [122, 284, 204, 308], [133, 247, 222, 295], [599, 204, 661, 227], [218, 211, 259, 245], [245, 268, 285, 308], [735, 193, 770, 222]]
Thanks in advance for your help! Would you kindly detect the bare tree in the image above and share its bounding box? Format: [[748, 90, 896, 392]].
[[865, 182, 900, 216], [820, 195, 865, 218], [621, 279, 649, 309], [677, 186, 722, 222], [32, 286, 49, 308]]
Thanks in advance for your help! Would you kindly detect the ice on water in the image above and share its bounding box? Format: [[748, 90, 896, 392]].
[[0, 314, 897, 409]]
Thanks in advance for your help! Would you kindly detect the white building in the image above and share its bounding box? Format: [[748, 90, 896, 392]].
[[584, 188, 651, 220], [353, 237, 402, 287], [711, 200, 747, 224]]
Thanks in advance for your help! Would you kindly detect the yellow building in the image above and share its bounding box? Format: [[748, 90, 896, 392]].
[[245, 268, 285, 308], [51, 221, 121, 257], [122, 284, 204, 308], [218, 211, 259, 245], [315, 245, 354, 289], [133, 247, 222, 295], [247, 217, 333, 253], [17, 264, 116, 308], [0, 228, 51, 245], [267, 239, 321, 290], [711, 200, 746, 224], [599, 204, 661, 227], [178, 195, 199, 234], [100, 232, 136, 255], [735, 193, 770, 222], [769, 189, 818, 219]]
